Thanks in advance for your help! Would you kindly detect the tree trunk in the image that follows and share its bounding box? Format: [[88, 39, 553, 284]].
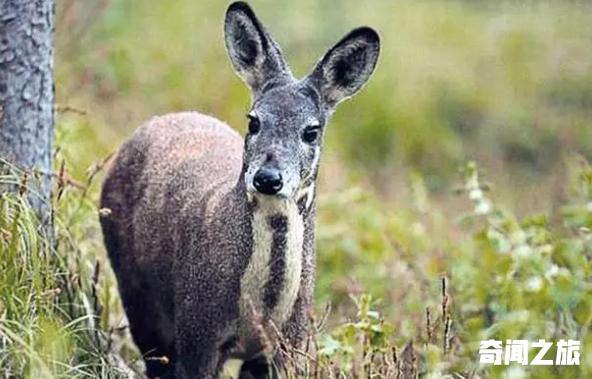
[[0, 0, 55, 226]]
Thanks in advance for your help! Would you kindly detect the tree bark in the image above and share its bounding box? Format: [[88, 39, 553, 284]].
[[0, 0, 55, 225]]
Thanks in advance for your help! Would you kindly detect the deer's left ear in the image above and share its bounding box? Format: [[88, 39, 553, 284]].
[[306, 27, 380, 108]]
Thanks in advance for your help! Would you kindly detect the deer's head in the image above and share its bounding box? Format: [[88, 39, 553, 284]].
[[224, 2, 380, 201]]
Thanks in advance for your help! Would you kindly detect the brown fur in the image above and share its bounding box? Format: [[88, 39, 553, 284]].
[[101, 112, 315, 378]]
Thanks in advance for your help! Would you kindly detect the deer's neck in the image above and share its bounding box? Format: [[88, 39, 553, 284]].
[[237, 184, 315, 335], [241, 198, 304, 324]]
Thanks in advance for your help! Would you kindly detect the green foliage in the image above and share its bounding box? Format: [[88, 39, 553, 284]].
[[311, 159, 592, 378], [451, 159, 592, 378], [0, 151, 130, 378], [318, 295, 394, 372], [0, 185, 70, 379], [56, 0, 592, 194]]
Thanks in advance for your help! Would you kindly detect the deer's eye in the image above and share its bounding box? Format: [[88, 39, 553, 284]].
[[247, 115, 260, 135], [302, 125, 321, 144]]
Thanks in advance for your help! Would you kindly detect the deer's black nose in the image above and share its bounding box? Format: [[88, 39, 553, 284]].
[[253, 167, 283, 195]]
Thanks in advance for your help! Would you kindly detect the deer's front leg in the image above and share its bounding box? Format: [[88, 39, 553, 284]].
[[174, 256, 240, 379]]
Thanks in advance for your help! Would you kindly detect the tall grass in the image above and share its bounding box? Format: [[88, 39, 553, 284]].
[[0, 158, 137, 379]]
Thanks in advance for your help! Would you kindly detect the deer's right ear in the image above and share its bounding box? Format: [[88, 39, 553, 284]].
[[224, 2, 290, 94]]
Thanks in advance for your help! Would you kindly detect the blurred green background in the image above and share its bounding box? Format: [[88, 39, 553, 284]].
[[56, 0, 592, 209], [8, 0, 592, 377]]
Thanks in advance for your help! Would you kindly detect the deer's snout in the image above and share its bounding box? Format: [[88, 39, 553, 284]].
[[253, 167, 283, 195]]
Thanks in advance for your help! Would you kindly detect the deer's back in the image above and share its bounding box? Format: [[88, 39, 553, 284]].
[[100, 112, 244, 350], [102, 110, 244, 264]]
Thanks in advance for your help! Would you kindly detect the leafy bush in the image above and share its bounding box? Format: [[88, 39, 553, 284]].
[[311, 159, 592, 378]]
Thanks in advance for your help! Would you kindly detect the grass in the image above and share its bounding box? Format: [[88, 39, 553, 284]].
[[3, 155, 591, 378], [2, 0, 592, 378], [0, 159, 136, 379]]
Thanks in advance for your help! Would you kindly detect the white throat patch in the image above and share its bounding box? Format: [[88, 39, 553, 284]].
[[239, 197, 304, 331]]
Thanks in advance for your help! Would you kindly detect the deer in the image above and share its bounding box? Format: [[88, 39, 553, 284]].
[[99, 2, 380, 378]]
